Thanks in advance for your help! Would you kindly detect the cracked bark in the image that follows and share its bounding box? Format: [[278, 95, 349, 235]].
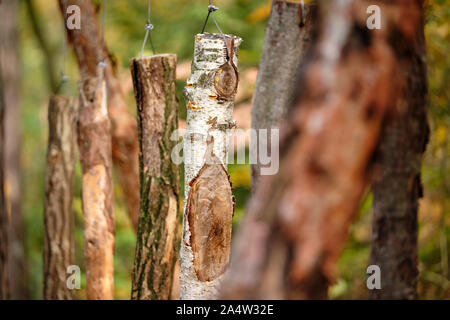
[[78, 77, 114, 300], [251, 1, 317, 186], [221, 0, 424, 300], [180, 33, 241, 300], [44, 96, 77, 300], [130, 54, 180, 300], [59, 0, 140, 231], [369, 2, 429, 299]]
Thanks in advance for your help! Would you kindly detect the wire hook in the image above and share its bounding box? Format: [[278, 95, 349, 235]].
[[200, 1, 231, 61]]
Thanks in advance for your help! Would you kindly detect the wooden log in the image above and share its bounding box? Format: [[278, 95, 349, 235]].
[[251, 1, 317, 186], [180, 33, 241, 300], [130, 54, 180, 300], [44, 96, 77, 300], [369, 6, 429, 299], [59, 0, 140, 232], [77, 77, 114, 300]]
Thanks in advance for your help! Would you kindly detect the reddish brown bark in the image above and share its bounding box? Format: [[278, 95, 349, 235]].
[[369, 5, 429, 299], [44, 96, 77, 300], [221, 0, 424, 299], [78, 77, 114, 300], [59, 0, 139, 231]]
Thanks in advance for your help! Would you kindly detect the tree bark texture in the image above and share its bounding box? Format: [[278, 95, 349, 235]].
[[0, 51, 9, 300], [130, 54, 180, 300], [44, 96, 77, 300], [180, 33, 241, 299], [251, 1, 317, 186], [369, 5, 429, 300], [221, 0, 424, 300], [59, 0, 140, 231], [78, 78, 114, 300], [0, 0, 27, 299]]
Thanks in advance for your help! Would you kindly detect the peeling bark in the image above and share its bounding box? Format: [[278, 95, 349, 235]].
[[370, 4, 429, 300], [0, 53, 9, 300], [180, 33, 241, 300], [59, 0, 140, 231], [251, 1, 317, 186], [0, 0, 27, 299], [130, 54, 180, 300], [78, 77, 114, 300], [44, 96, 77, 300], [221, 0, 424, 300]]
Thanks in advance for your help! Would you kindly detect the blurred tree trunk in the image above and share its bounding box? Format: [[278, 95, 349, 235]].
[[44, 96, 77, 300], [78, 77, 115, 300], [221, 0, 424, 300], [369, 6, 429, 300], [130, 55, 180, 300], [0, 46, 9, 300], [251, 0, 316, 186], [0, 0, 28, 300], [59, 0, 140, 231]]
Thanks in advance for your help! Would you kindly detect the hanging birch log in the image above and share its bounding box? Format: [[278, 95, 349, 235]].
[[77, 77, 114, 300], [180, 33, 241, 300], [44, 96, 77, 300], [251, 1, 317, 186], [130, 54, 180, 300]]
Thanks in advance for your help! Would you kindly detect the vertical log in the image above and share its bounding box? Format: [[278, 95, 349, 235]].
[[44, 96, 77, 300], [78, 77, 114, 300], [369, 6, 429, 299], [221, 0, 424, 299], [180, 33, 241, 300], [130, 54, 180, 300], [0, 0, 27, 299], [251, 1, 317, 186], [59, 0, 140, 231], [0, 56, 9, 300]]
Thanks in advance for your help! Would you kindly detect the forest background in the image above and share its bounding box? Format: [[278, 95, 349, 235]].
[[11, 0, 450, 299]]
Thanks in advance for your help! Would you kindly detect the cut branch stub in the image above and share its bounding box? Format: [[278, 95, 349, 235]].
[[44, 95, 77, 300], [77, 77, 114, 300], [130, 54, 180, 300], [186, 136, 234, 282]]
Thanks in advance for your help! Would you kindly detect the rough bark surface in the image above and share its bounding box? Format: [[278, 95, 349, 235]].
[[0, 0, 27, 299], [130, 55, 180, 300], [0, 53, 9, 300], [180, 33, 241, 300], [369, 7, 429, 300], [44, 96, 77, 300], [78, 77, 114, 300], [221, 0, 424, 300], [251, 1, 317, 186], [59, 0, 140, 231]]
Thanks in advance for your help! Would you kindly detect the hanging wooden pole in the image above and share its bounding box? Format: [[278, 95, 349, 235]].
[[251, 0, 317, 186], [180, 33, 241, 300], [77, 77, 114, 300], [130, 54, 180, 300], [59, 0, 140, 232], [43, 96, 77, 300]]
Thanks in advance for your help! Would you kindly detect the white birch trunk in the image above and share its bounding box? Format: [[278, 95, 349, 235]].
[[180, 33, 242, 300]]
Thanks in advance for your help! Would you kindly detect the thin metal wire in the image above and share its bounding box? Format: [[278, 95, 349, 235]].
[[140, 0, 156, 58], [200, 1, 230, 61]]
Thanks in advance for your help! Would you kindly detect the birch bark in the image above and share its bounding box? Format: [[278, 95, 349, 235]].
[[180, 33, 241, 300]]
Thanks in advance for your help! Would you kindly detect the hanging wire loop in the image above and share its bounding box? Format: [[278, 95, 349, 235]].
[[200, 1, 231, 61], [140, 0, 156, 58]]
